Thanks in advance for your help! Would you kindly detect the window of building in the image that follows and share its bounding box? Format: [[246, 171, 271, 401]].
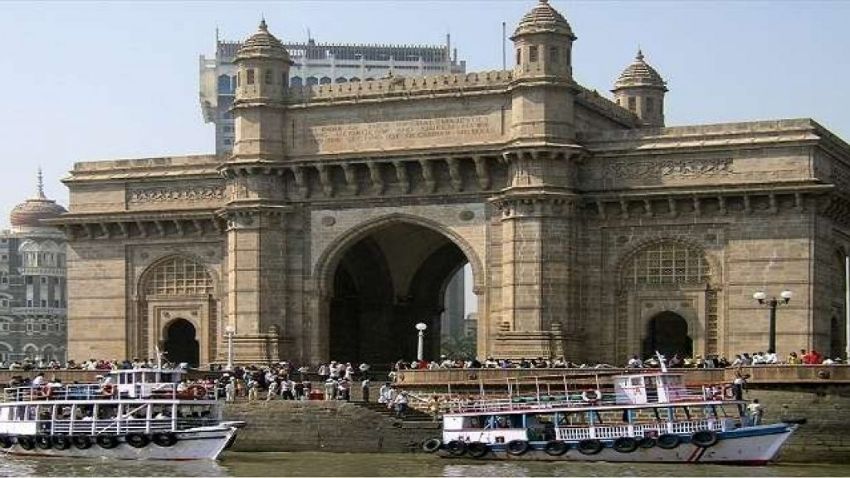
[[53, 300, 60, 308], [54, 277, 60, 284], [246, 69, 255, 85], [26, 300, 32, 307], [319, 77, 332, 85], [565, 48, 571, 65], [1, 275, 7, 284], [628, 96, 636, 112], [1, 299, 8, 307], [223, 139, 233, 146], [217, 74, 231, 93], [549, 46, 558, 63], [144, 257, 214, 296], [40, 323, 47, 331], [529, 46, 538, 62], [1, 254, 6, 260], [516, 48, 521, 65], [264, 69, 272, 84], [40, 299, 47, 307], [623, 241, 710, 287], [26, 322, 33, 331], [646, 97, 655, 113], [25, 276, 32, 285], [306, 77, 318, 86], [40, 277, 47, 284], [0, 239, 6, 243], [290, 76, 303, 87]]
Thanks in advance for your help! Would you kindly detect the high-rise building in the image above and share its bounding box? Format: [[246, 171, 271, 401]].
[[0, 171, 68, 365], [200, 33, 467, 155]]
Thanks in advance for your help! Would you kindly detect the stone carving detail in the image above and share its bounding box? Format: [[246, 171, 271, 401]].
[[603, 158, 733, 180], [129, 185, 225, 204]]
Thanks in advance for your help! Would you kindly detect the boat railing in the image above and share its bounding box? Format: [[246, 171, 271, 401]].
[[2, 383, 218, 402], [555, 419, 721, 441], [5, 416, 222, 436]]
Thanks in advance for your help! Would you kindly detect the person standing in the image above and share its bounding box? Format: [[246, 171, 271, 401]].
[[378, 382, 391, 405], [747, 399, 764, 425], [247, 378, 259, 401], [225, 378, 236, 403], [324, 378, 336, 401], [361, 378, 371, 402], [266, 379, 279, 401]]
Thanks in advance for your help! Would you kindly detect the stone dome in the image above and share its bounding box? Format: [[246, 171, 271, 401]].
[[235, 19, 291, 62], [10, 173, 67, 228], [513, 0, 576, 39], [614, 50, 667, 91]]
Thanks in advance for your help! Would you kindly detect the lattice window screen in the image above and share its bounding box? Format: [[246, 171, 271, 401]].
[[624, 242, 709, 287]]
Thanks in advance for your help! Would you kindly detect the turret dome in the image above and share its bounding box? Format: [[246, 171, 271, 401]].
[[614, 50, 667, 91], [513, 0, 576, 39], [10, 170, 67, 228], [235, 19, 291, 63]]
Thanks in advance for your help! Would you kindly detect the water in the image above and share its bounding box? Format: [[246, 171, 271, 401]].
[[0, 452, 846, 477]]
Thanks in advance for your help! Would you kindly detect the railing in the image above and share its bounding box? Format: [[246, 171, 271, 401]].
[[2, 383, 218, 403], [556, 420, 723, 441], [5, 416, 221, 436]]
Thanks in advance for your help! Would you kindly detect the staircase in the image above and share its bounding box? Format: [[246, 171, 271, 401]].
[[355, 400, 436, 424]]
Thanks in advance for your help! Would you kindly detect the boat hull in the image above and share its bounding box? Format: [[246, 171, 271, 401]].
[[0, 426, 238, 461], [437, 423, 796, 464]]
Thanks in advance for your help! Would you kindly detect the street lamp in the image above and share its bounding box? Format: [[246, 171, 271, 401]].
[[753, 289, 792, 354], [415, 322, 427, 362], [224, 325, 235, 371]]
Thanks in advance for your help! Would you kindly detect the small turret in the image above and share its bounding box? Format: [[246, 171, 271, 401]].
[[234, 19, 293, 104], [511, 0, 576, 80], [612, 49, 668, 127]]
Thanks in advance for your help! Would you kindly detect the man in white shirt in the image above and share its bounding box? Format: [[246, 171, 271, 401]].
[[31, 373, 45, 387]]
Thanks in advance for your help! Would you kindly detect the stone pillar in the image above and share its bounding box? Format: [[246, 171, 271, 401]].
[[219, 202, 289, 364]]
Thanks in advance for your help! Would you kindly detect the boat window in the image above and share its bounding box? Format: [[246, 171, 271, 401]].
[[631, 377, 642, 387], [160, 373, 173, 383], [119, 374, 129, 385], [463, 416, 483, 429]]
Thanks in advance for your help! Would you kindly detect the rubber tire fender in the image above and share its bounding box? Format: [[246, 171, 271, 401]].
[[543, 440, 569, 456], [52, 435, 71, 450], [35, 435, 52, 450], [467, 441, 489, 458], [17, 436, 35, 451], [638, 437, 656, 449], [0, 435, 12, 449], [125, 432, 151, 449], [422, 437, 442, 453], [656, 434, 681, 449], [72, 435, 93, 450], [577, 438, 604, 455], [445, 440, 467, 456], [96, 435, 119, 449], [613, 436, 639, 453], [152, 432, 178, 448], [506, 439, 530, 456], [691, 430, 718, 448]]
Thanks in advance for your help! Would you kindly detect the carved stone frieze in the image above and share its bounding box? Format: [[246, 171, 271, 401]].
[[128, 184, 225, 204], [602, 157, 733, 181]]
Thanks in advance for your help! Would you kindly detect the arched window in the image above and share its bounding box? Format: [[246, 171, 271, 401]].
[[349, 77, 360, 83], [290, 76, 303, 87], [623, 241, 709, 287], [306, 76, 319, 86], [218, 74, 232, 93], [529, 46, 538, 62], [319, 76, 332, 85], [516, 48, 521, 65], [264, 69, 273, 84], [246, 69, 255, 85], [143, 257, 213, 296], [335, 77, 348, 83]]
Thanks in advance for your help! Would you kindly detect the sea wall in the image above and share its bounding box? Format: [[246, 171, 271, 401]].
[[222, 401, 438, 453]]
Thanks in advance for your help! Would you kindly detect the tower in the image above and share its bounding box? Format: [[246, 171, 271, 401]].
[[612, 49, 668, 127], [511, 0, 576, 80], [231, 19, 293, 163]]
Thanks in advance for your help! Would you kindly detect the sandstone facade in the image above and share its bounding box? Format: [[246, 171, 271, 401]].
[[53, 2, 850, 367]]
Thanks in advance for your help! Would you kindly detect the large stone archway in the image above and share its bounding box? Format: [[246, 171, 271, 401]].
[[163, 318, 200, 367], [319, 219, 478, 365]]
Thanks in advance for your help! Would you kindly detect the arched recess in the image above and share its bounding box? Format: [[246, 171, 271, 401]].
[[163, 318, 200, 367], [134, 255, 217, 367], [643, 311, 693, 359], [615, 239, 717, 362], [314, 214, 484, 365], [0, 341, 12, 362]]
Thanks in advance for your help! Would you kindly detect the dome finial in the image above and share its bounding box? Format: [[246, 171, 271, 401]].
[[36, 167, 45, 199], [636, 47, 644, 61], [540, 0, 549, 3], [259, 17, 268, 32]]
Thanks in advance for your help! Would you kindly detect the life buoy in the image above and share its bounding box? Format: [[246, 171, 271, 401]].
[[506, 439, 530, 456], [125, 433, 150, 448], [656, 434, 680, 449], [577, 438, 604, 455], [421, 437, 442, 453], [152, 432, 178, 448], [100, 384, 115, 397], [188, 384, 207, 400], [72, 435, 93, 450], [722, 385, 735, 400], [52, 435, 71, 450], [581, 390, 602, 403], [544, 440, 569, 456], [17, 436, 35, 451], [691, 430, 718, 448], [467, 441, 488, 458], [444, 440, 467, 456], [0, 435, 12, 449], [35, 435, 52, 450], [96, 435, 119, 449], [613, 436, 639, 453]]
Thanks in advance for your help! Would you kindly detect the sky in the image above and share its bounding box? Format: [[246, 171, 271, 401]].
[[1, 0, 849, 225]]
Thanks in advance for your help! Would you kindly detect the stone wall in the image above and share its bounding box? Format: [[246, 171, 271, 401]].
[[222, 401, 438, 453]]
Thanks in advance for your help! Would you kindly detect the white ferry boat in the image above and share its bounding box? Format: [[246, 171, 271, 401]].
[[422, 367, 803, 464], [0, 368, 243, 460]]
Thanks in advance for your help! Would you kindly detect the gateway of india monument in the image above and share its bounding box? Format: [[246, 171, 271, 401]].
[[53, 0, 850, 367]]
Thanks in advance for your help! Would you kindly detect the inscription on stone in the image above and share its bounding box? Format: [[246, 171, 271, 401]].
[[129, 185, 226, 204], [304, 115, 499, 153]]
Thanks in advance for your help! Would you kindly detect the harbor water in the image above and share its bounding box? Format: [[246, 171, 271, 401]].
[[0, 452, 848, 477]]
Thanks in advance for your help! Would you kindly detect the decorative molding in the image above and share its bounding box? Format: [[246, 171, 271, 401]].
[[603, 157, 733, 181], [128, 185, 225, 204]]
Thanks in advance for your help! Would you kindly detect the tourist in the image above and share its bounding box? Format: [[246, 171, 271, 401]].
[[361, 378, 371, 402], [787, 351, 802, 364], [225, 378, 236, 402], [747, 398, 764, 425], [627, 355, 642, 368], [280, 377, 294, 400], [393, 391, 409, 419], [323, 378, 336, 400], [732, 371, 748, 401], [266, 379, 279, 401], [378, 382, 391, 404], [338, 378, 351, 401], [247, 378, 259, 401], [428, 395, 441, 422]]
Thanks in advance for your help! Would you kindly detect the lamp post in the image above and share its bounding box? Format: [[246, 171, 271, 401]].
[[224, 325, 235, 371], [415, 322, 427, 361], [753, 289, 792, 354]]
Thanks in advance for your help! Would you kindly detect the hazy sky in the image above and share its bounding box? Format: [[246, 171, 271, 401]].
[[1, 0, 848, 225]]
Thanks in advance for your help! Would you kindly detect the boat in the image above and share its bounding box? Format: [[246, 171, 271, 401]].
[[0, 367, 243, 460], [421, 363, 803, 464]]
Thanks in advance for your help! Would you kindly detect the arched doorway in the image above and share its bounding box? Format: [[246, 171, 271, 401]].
[[326, 221, 476, 366], [643, 311, 692, 359], [163, 319, 200, 367]]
